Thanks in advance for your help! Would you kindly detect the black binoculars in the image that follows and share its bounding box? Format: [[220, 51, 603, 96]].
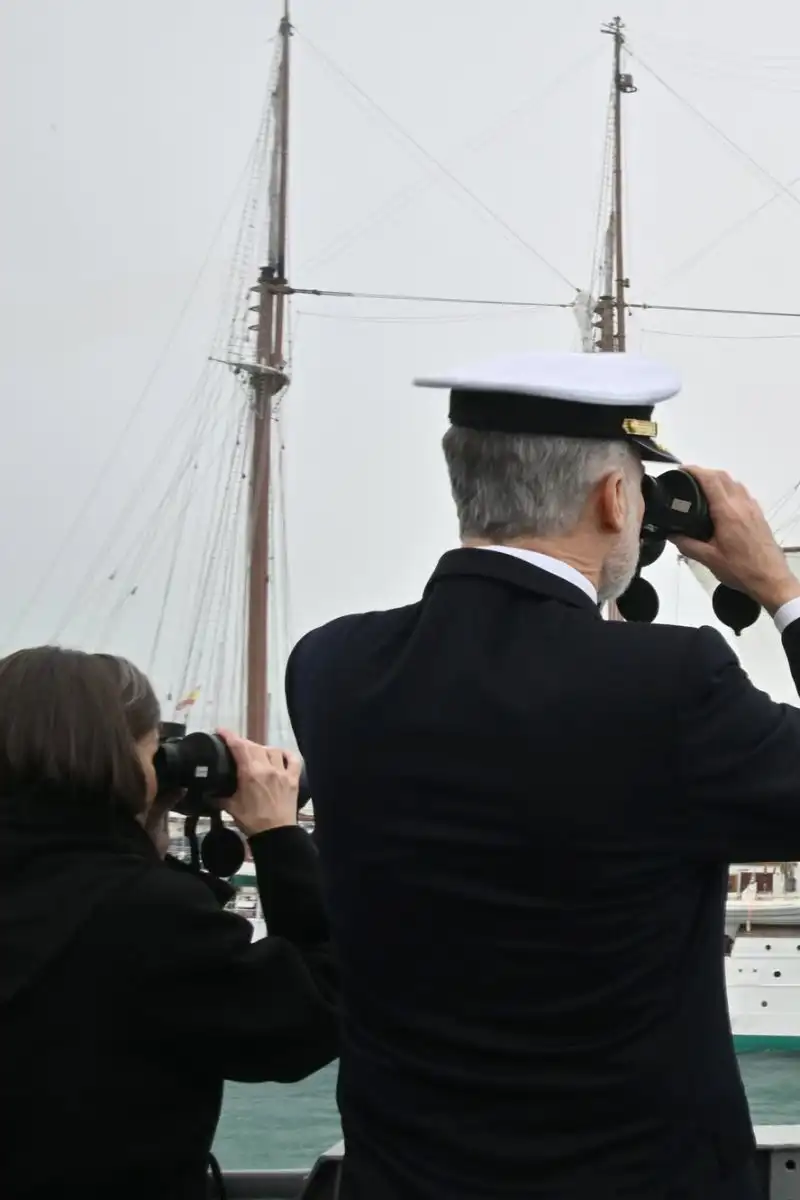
[[154, 726, 312, 878], [617, 469, 762, 635]]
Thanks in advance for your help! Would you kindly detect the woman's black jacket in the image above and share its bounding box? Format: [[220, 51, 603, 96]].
[[0, 790, 339, 1200]]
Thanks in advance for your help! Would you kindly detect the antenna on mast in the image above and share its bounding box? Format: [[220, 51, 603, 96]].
[[244, 2, 293, 743]]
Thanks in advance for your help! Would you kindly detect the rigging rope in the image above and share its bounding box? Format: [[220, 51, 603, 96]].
[[5, 131, 269, 652], [176, 397, 250, 708], [626, 47, 800, 297], [285, 286, 800, 322], [35, 21, 800, 720], [588, 74, 616, 303], [35, 46, 284, 732], [642, 327, 800, 341], [298, 47, 602, 278], [636, 301, 800, 319], [294, 28, 577, 294], [631, 31, 800, 90], [289, 287, 571, 309], [47, 367, 229, 643], [224, 47, 280, 363], [294, 306, 551, 325], [207, 427, 251, 728], [650, 176, 800, 293], [630, 50, 800, 220], [146, 463, 201, 676]]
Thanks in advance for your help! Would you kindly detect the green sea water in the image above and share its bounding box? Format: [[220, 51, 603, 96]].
[[213, 1056, 800, 1171], [215, 1065, 340, 1170]]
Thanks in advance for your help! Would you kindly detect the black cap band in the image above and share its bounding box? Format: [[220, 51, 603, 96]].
[[449, 389, 654, 440]]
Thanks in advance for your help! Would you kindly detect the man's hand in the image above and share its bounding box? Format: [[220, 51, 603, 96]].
[[673, 466, 800, 615]]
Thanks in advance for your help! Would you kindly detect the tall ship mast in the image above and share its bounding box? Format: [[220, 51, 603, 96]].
[[591, 18, 636, 622], [10, 7, 800, 733], [242, 1, 292, 744], [594, 17, 634, 357], [9, 7, 800, 1044]]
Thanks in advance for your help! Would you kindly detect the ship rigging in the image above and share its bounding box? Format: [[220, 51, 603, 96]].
[[9, 8, 800, 729]]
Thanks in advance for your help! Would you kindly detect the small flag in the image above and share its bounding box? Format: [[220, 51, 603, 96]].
[[175, 687, 201, 712]]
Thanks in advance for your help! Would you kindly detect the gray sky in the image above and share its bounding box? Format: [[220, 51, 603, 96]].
[[3, 0, 800, 730]]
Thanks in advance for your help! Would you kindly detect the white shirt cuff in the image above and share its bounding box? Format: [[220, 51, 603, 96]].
[[774, 596, 800, 634]]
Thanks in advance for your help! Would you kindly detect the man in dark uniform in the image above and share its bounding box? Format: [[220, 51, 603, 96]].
[[286, 350, 800, 1200]]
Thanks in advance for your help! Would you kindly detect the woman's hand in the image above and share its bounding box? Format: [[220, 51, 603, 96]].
[[217, 729, 301, 838]]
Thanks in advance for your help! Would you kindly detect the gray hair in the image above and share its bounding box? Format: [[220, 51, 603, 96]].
[[442, 426, 640, 540]]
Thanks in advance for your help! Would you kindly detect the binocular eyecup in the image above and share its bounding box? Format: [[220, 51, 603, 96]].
[[617, 469, 762, 636]]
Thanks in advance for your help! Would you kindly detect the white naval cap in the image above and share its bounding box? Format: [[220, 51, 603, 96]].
[[414, 349, 681, 464]]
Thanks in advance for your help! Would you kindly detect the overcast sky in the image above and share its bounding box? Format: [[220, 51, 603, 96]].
[[3, 0, 800, 731]]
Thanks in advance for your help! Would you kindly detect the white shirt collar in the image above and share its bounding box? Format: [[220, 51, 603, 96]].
[[474, 545, 598, 604]]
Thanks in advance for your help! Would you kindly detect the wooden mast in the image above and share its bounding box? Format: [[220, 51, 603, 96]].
[[610, 16, 631, 351], [246, 0, 292, 744]]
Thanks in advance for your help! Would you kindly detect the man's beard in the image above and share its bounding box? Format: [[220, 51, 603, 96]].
[[597, 517, 641, 605]]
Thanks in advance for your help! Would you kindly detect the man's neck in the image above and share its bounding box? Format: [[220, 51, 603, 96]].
[[462, 538, 601, 590]]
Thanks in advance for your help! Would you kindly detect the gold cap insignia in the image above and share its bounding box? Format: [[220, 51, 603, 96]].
[[622, 418, 657, 437]]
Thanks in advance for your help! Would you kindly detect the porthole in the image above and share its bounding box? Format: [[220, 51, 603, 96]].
[[766, 944, 772, 950], [761, 1001, 769, 1008], [775, 971, 782, 978], [786, 1160, 796, 1171]]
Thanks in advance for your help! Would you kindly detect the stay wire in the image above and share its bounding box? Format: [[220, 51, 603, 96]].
[[177, 401, 250, 704], [642, 327, 800, 341], [650, 176, 800, 295], [48, 370, 228, 643], [6, 139, 266, 649], [629, 50, 800, 219], [287, 286, 800, 322], [294, 28, 577, 294], [298, 46, 602, 277]]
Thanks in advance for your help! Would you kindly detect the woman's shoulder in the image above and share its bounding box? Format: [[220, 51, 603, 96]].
[[112, 855, 235, 915], [89, 856, 252, 962], [162, 855, 237, 905]]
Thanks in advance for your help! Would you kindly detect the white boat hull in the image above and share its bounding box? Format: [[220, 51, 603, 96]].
[[727, 932, 800, 1051]]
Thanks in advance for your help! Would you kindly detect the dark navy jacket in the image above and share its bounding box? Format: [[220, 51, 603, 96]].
[[287, 548, 800, 1200]]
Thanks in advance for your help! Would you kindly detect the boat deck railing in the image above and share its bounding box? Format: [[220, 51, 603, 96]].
[[215, 1130, 800, 1198]]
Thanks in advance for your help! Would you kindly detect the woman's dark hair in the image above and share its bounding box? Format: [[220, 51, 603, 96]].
[[0, 646, 161, 813]]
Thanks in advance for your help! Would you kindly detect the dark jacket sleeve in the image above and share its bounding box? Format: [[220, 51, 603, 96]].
[[678, 621, 800, 862], [285, 634, 309, 750], [250, 824, 328, 943], [121, 825, 338, 1084], [784, 615, 800, 694], [163, 853, 236, 906]]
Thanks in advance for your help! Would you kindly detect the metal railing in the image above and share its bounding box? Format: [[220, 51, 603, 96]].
[[215, 1140, 342, 1198], [215, 1131, 800, 1198]]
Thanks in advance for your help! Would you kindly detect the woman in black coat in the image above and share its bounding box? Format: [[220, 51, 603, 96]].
[[0, 646, 338, 1200]]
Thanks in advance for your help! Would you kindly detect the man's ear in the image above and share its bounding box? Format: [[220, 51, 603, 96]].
[[595, 471, 627, 534]]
